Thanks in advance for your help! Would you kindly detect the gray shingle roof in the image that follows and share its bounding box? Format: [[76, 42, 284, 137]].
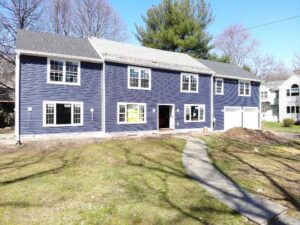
[[16, 30, 101, 61], [198, 59, 261, 81], [263, 80, 285, 91], [89, 37, 213, 74]]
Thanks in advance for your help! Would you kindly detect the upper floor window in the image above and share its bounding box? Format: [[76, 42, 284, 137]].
[[261, 91, 268, 100], [48, 59, 80, 85], [291, 84, 299, 96], [239, 80, 251, 96], [215, 78, 224, 95], [184, 104, 205, 122], [181, 73, 198, 93], [43, 101, 83, 127], [128, 66, 151, 90]]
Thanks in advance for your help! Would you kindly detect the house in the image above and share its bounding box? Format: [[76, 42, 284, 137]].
[[198, 59, 261, 130], [15, 30, 261, 143]]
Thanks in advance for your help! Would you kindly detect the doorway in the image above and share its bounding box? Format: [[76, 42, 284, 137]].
[[158, 104, 175, 130]]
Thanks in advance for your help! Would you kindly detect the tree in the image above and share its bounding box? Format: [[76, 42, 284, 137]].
[[214, 24, 258, 66], [73, 0, 127, 41], [135, 0, 214, 58], [208, 53, 231, 63], [251, 54, 275, 77], [0, 0, 45, 90], [294, 53, 300, 69], [47, 0, 73, 36]]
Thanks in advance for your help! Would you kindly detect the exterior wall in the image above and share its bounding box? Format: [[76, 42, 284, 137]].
[[105, 62, 212, 133], [261, 85, 279, 122], [278, 74, 300, 121], [20, 55, 102, 135], [213, 77, 260, 130]]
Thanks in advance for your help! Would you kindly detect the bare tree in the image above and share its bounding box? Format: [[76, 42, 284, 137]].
[[47, 0, 73, 36], [251, 54, 275, 77], [294, 53, 300, 69], [73, 0, 127, 41], [214, 24, 258, 66], [0, 0, 45, 90]]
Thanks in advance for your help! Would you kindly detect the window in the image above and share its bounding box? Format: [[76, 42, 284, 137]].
[[239, 81, 251, 96], [286, 106, 300, 114], [215, 78, 224, 95], [181, 73, 199, 93], [128, 67, 151, 90], [184, 104, 205, 122], [43, 101, 83, 127], [48, 59, 80, 85], [261, 91, 268, 100], [287, 89, 291, 96], [118, 103, 146, 124], [287, 106, 291, 114], [291, 84, 299, 96]]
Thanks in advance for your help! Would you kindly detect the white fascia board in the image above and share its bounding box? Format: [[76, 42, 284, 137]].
[[215, 74, 262, 82], [15, 49, 103, 63]]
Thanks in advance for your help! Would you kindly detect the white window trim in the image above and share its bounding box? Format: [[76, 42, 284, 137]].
[[215, 78, 224, 95], [238, 80, 251, 97], [43, 101, 84, 127], [47, 58, 81, 86], [117, 102, 147, 124], [184, 104, 205, 122], [127, 66, 151, 90], [180, 73, 199, 93]]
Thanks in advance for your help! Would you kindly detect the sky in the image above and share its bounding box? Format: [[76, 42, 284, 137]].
[[109, 0, 300, 67]]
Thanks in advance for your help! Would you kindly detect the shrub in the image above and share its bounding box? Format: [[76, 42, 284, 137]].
[[295, 120, 300, 126], [283, 118, 295, 127]]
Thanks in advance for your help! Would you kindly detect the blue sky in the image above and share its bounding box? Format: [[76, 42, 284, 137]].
[[109, 0, 300, 67]]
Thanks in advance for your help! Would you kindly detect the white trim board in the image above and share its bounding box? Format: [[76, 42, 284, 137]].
[[215, 74, 262, 83]]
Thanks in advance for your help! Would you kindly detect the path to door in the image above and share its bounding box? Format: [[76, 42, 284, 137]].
[[180, 135, 300, 225]]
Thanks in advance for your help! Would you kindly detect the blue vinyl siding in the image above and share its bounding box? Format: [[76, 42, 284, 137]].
[[214, 78, 260, 130], [105, 62, 212, 132], [20, 55, 102, 135]]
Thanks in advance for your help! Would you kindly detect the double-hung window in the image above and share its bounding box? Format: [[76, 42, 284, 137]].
[[181, 73, 199, 93], [184, 104, 205, 122], [239, 80, 251, 96], [118, 102, 146, 124], [128, 67, 151, 90], [215, 78, 224, 95], [48, 59, 80, 85], [43, 101, 83, 127]]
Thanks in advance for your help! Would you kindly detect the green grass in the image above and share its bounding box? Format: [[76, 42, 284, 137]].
[[263, 121, 300, 134], [0, 138, 247, 225], [202, 134, 300, 220]]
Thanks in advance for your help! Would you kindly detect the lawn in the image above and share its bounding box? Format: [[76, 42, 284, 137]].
[[263, 121, 300, 134], [201, 129, 300, 220], [0, 137, 247, 225]]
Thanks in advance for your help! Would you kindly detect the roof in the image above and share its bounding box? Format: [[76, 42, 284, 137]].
[[198, 59, 261, 82], [263, 80, 285, 91], [16, 30, 101, 62], [89, 37, 213, 74]]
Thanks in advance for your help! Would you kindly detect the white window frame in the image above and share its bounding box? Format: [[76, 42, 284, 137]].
[[127, 66, 151, 90], [180, 73, 199, 93], [238, 80, 251, 97], [117, 102, 147, 124], [47, 58, 81, 86], [43, 101, 84, 127], [184, 104, 205, 122], [215, 78, 224, 95]]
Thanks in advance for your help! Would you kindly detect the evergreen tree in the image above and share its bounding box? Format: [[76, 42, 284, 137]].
[[135, 0, 214, 58]]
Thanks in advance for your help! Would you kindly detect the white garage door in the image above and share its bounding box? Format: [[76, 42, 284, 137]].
[[243, 107, 259, 129], [224, 107, 242, 130]]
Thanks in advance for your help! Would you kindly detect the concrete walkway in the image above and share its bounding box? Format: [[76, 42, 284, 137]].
[[181, 136, 299, 225]]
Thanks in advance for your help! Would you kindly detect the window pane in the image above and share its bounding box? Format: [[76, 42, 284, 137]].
[[66, 62, 78, 83], [127, 104, 139, 122], [130, 69, 139, 87], [287, 106, 290, 113], [287, 90, 290, 96], [240, 82, 245, 95], [56, 104, 71, 124], [291, 106, 295, 113], [216, 80, 223, 94], [297, 106, 300, 114], [191, 106, 199, 121], [50, 60, 63, 82], [118, 105, 126, 122], [245, 83, 250, 95], [73, 104, 81, 124], [185, 106, 190, 121], [139, 105, 145, 122], [141, 70, 149, 88], [182, 75, 190, 91], [46, 104, 54, 124], [190, 76, 197, 91]]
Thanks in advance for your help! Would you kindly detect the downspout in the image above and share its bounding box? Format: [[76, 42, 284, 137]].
[[15, 52, 21, 144], [211, 72, 215, 130]]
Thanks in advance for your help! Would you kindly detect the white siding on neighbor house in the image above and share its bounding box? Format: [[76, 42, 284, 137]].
[[278, 74, 300, 122], [260, 85, 279, 122]]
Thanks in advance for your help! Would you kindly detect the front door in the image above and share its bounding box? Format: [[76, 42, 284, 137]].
[[158, 105, 175, 130]]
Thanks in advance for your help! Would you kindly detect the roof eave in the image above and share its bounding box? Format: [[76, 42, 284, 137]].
[[214, 73, 262, 82]]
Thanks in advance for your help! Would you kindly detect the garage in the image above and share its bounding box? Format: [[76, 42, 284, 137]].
[[224, 106, 259, 130]]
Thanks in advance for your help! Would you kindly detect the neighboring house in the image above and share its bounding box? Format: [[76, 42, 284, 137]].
[[198, 59, 261, 130], [15, 30, 261, 142], [278, 69, 300, 122]]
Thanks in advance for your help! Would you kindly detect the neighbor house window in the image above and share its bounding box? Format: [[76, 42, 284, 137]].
[[43, 101, 83, 127], [128, 67, 151, 90], [118, 102, 146, 124], [239, 80, 251, 96], [181, 73, 199, 93], [215, 78, 224, 95], [48, 59, 80, 85], [291, 84, 299, 96], [261, 91, 268, 100], [184, 104, 205, 122], [286, 106, 300, 114]]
